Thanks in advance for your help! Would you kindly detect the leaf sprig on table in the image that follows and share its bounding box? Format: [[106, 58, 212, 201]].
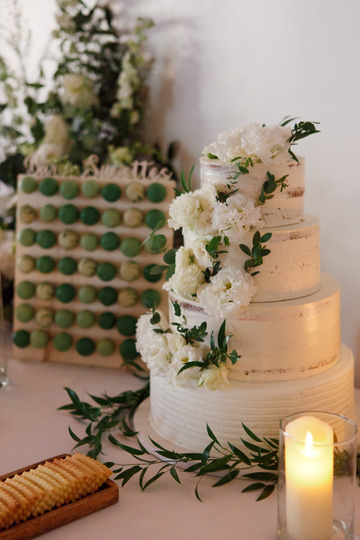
[[60, 387, 279, 501]]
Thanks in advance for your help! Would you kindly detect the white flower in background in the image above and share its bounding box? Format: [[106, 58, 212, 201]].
[[0, 230, 15, 280], [163, 246, 205, 300], [109, 146, 134, 166], [169, 344, 203, 387], [192, 238, 213, 269], [0, 182, 16, 220], [212, 194, 262, 242], [61, 74, 98, 109], [55, 13, 76, 33], [202, 123, 292, 164], [197, 266, 257, 319], [33, 115, 72, 163], [198, 363, 229, 390]]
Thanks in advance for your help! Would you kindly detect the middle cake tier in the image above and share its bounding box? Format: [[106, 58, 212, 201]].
[[169, 273, 340, 382], [183, 214, 320, 303]]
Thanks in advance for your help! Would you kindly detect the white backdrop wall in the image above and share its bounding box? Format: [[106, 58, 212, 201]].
[[3, 0, 360, 384]]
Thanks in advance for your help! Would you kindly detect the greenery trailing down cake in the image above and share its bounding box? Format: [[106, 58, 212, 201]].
[[136, 119, 355, 452]]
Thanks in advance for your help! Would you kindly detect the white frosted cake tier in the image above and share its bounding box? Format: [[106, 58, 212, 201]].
[[150, 344, 354, 452], [183, 214, 320, 303], [200, 156, 305, 227], [169, 274, 340, 382]]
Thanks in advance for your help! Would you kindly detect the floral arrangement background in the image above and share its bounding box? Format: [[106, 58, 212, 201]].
[[0, 0, 175, 319]]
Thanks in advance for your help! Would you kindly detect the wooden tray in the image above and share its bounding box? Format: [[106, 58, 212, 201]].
[[0, 454, 119, 539]]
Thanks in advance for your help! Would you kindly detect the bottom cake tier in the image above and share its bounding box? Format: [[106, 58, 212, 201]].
[[149, 344, 355, 452]]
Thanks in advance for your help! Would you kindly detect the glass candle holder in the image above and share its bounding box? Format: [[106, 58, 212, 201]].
[[277, 411, 357, 540]]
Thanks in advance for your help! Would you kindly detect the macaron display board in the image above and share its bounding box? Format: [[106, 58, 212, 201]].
[[13, 156, 175, 368]]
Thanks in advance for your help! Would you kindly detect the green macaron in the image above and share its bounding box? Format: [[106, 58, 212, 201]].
[[78, 285, 97, 304], [40, 204, 57, 223], [101, 183, 121, 202], [17, 255, 36, 274], [35, 307, 54, 328], [116, 315, 137, 336], [80, 206, 100, 226], [143, 264, 162, 283], [123, 208, 143, 228], [20, 176, 37, 194], [146, 183, 167, 202], [58, 257, 77, 275], [18, 228, 36, 247], [38, 177, 58, 197], [120, 339, 139, 361], [98, 312, 116, 330], [144, 234, 167, 254], [15, 303, 35, 323], [80, 233, 99, 252], [76, 337, 96, 356], [101, 208, 121, 228], [54, 332, 73, 352], [59, 180, 79, 200], [81, 179, 100, 198], [119, 261, 140, 282], [56, 283, 76, 303], [97, 338, 115, 356], [55, 309, 75, 329], [13, 329, 30, 348], [36, 256, 56, 274], [76, 310, 96, 328], [118, 287, 138, 307], [16, 281, 35, 300], [18, 205, 37, 224], [36, 230, 57, 249], [98, 286, 117, 306], [78, 258, 97, 277], [120, 237, 142, 257], [145, 209, 166, 229], [58, 230, 79, 250], [36, 282, 55, 301], [125, 181, 145, 202], [141, 289, 161, 309], [100, 232, 120, 251], [58, 204, 79, 225], [97, 262, 116, 282], [30, 329, 49, 348]]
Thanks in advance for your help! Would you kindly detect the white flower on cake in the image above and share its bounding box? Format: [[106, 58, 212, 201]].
[[167, 332, 187, 354], [197, 267, 257, 319], [163, 246, 205, 300], [202, 123, 292, 164], [136, 313, 171, 378], [168, 184, 217, 235], [198, 363, 229, 391], [192, 239, 213, 269], [168, 345, 203, 388], [212, 194, 262, 242]]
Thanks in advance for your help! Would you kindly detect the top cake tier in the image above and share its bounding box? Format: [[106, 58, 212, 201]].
[[200, 156, 305, 227]]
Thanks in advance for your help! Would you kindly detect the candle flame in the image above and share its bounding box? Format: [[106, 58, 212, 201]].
[[305, 431, 313, 453]]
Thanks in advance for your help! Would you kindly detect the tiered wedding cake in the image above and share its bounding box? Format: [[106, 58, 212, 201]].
[[136, 121, 355, 451]]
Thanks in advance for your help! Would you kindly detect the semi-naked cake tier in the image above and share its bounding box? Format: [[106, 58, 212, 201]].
[[200, 156, 305, 227], [169, 273, 340, 382], [149, 344, 355, 452], [183, 214, 320, 302]]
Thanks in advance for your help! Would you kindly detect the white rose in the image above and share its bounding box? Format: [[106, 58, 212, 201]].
[[61, 74, 98, 109], [163, 247, 205, 299], [198, 363, 229, 390], [197, 266, 257, 319]]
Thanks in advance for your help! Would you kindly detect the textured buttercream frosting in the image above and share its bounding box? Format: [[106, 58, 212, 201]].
[[150, 345, 354, 452]]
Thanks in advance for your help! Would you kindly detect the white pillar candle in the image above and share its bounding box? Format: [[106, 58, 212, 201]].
[[285, 415, 334, 540]]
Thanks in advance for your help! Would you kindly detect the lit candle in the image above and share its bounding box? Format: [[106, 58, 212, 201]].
[[285, 415, 334, 540]]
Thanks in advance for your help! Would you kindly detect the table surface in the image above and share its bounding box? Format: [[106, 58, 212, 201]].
[[1, 357, 360, 540]]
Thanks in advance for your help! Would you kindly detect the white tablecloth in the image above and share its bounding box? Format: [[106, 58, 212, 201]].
[[1, 358, 360, 540]]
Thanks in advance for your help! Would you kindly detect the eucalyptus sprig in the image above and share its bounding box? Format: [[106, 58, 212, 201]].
[[258, 171, 289, 205], [239, 231, 272, 276], [177, 319, 240, 375], [59, 383, 150, 459], [281, 116, 320, 162], [170, 300, 208, 345]]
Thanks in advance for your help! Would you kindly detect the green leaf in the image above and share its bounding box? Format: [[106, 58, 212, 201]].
[[257, 483, 275, 501], [212, 469, 239, 487], [239, 244, 252, 256], [241, 482, 266, 493], [228, 443, 251, 465], [170, 466, 181, 484], [207, 153, 218, 160], [118, 465, 142, 486], [242, 423, 262, 443], [260, 232, 272, 243], [206, 424, 220, 446], [217, 320, 226, 350], [242, 472, 278, 482]]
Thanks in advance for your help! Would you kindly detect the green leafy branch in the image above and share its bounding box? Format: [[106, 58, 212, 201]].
[[203, 235, 229, 283], [174, 165, 194, 196], [169, 300, 208, 345], [97, 422, 278, 502], [281, 116, 320, 162], [239, 231, 272, 276], [147, 248, 177, 281], [177, 320, 240, 375], [258, 171, 289, 205], [59, 384, 150, 459]]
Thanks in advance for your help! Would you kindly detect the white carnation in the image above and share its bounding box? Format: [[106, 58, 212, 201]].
[[197, 266, 257, 319], [202, 123, 292, 165], [136, 311, 169, 352], [166, 332, 187, 354], [198, 363, 229, 390], [168, 191, 202, 231], [212, 194, 262, 242], [163, 246, 205, 299]]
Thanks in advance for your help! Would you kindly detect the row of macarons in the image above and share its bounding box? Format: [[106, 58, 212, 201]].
[[17, 255, 162, 283], [16, 280, 161, 308], [15, 304, 137, 334], [17, 228, 167, 255], [20, 176, 169, 203], [18, 203, 166, 230], [13, 329, 139, 359]]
